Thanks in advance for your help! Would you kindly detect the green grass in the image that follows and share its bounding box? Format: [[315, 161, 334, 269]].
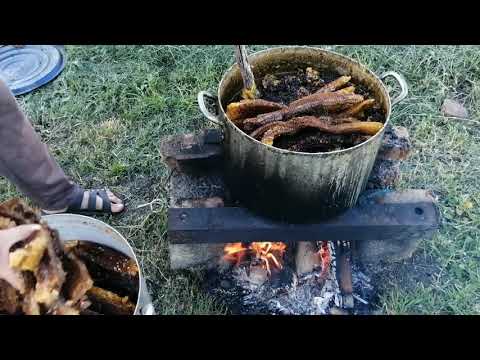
[[1, 45, 479, 314]]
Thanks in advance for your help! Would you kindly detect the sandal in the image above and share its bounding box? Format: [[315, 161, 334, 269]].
[[42, 188, 125, 216]]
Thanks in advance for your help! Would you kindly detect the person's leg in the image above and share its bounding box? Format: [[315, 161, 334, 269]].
[[0, 79, 76, 210], [0, 79, 123, 213]]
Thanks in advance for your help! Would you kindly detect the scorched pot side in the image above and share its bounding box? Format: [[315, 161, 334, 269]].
[[198, 46, 408, 222]]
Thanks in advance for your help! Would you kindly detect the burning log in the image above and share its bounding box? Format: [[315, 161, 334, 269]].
[[223, 241, 287, 278], [335, 241, 354, 309], [250, 242, 287, 276], [260, 116, 383, 146], [295, 242, 321, 276]]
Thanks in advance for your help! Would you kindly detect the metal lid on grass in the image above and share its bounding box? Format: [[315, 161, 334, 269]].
[[0, 45, 66, 95]]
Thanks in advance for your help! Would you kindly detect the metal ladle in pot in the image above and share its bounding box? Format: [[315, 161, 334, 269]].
[[234, 45, 259, 99]]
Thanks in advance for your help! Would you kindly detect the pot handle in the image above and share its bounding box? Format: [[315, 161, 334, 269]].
[[380, 71, 408, 106], [197, 91, 223, 126]]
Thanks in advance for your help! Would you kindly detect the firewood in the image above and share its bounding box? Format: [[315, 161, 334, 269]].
[[226, 99, 286, 123], [260, 116, 383, 146], [295, 242, 321, 276]]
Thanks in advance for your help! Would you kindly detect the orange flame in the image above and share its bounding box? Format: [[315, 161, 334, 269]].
[[317, 241, 332, 279], [224, 243, 248, 265], [224, 242, 287, 275]]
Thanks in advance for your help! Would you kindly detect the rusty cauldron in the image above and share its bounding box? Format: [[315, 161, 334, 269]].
[[198, 46, 408, 222]]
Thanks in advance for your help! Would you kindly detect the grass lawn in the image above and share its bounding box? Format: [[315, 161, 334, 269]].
[[1, 45, 479, 314]]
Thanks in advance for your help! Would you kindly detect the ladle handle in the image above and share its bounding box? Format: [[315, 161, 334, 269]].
[[380, 71, 408, 106], [234, 45, 258, 98]]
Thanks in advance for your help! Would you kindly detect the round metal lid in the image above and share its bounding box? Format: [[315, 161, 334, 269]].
[[0, 45, 66, 95]]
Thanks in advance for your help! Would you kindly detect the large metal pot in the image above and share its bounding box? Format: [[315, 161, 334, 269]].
[[198, 46, 408, 222], [42, 214, 156, 315]]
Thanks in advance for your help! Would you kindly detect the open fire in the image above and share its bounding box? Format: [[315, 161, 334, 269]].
[[224, 242, 287, 276], [224, 241, 332, 279], [214, 240, 368, 315]]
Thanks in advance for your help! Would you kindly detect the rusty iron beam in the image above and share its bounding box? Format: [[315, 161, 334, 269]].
[[168, 190, 440, 244]]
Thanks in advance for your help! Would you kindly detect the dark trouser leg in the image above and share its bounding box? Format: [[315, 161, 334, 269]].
[[0, 79, 78, 210]]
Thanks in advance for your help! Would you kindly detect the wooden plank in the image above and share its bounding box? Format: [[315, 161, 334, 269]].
[[168, 190, 439, 245]]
